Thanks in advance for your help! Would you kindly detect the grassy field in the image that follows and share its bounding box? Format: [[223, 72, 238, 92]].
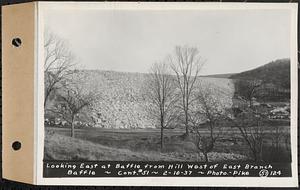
[[44, 126, 291, 162]]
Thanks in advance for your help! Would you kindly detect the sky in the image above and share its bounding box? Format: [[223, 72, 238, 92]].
[[44, 8, 290, 75]]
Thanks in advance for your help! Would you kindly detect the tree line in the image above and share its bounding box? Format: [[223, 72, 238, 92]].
[[44, 31, 95, 138], [145, 46, 288, 162]]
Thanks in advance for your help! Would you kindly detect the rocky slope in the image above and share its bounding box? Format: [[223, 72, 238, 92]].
[[49, 70, 235, 129]]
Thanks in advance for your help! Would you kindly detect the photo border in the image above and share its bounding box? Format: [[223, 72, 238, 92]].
[[35, 2, 298, 187]]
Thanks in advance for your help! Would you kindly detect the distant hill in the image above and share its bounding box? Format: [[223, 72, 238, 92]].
[[202, 73, 236, 79], [230, 58, 290, 89]]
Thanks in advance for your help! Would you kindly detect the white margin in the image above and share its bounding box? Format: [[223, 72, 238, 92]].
[[33, 1, 38, 185], [36, 1, 45, 185]]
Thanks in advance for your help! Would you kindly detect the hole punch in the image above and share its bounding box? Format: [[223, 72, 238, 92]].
[[12, 141, 21, 151], [12, 38, 22, 47]]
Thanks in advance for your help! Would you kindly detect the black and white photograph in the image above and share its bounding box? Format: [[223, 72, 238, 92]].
[[39, 2, 297, 185]]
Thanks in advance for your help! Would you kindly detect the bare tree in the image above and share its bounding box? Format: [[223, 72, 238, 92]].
[[233, 79, 262, 108], [230, 107, 267, 162], [146, 62, 178, 150], [50, 74, 95, 138], [44, 31, 77, 107], [169, 46, 204, 138], [231, 79, 270, 161], [190, 86, 227, 162]]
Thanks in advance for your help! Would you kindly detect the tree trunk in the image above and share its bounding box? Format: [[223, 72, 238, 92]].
[[160, 127, 164, 151], [252, 149, 257, 162], [259, 141, 263, 162], [204, 152, 209, 162], [184, 110, 189, 137], [185, 123, 189, 136], [249, 99, 253, 108], [71, 115, 75, 138], [44, 92, 50, 107]]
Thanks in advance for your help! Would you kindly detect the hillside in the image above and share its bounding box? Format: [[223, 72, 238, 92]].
[[202, 73, 236, 79], [230, 58, 290, 89], [44, 133, 181, 161], [44, 132, 247, 161]]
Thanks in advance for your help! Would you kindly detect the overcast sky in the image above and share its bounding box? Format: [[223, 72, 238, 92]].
[[44, 9, 290, 75]]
